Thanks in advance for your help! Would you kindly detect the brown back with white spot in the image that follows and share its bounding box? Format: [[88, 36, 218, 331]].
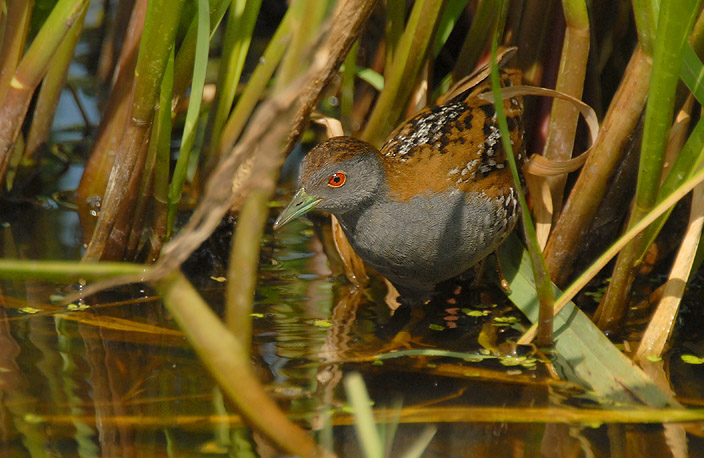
[[380, 69, 524, 202]]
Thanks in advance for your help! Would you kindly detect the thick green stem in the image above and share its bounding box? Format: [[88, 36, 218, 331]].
[[632, 0, 657, 55], [225, 186, 270, 347], [127, 52, 175, 260], [0, 259, 147, 283]]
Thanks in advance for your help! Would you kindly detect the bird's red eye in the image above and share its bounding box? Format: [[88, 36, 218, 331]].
[[327, 172, 346, 188]]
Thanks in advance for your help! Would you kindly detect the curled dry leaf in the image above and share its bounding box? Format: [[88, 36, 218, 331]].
[[477, 85, 599, 178], [479, 84, 599, 248], [311, 112, 344, 137]]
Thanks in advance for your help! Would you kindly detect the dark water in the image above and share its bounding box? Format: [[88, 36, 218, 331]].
[[2, 199, 704, 457]]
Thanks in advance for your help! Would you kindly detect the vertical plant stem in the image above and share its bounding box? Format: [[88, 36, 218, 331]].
[[0, 0, 90, 190], [25, 4, 88, 164], [225, 186, 270, 348], [207, 0, 262, 166], [222, 0, 331, 359], [636, 101, 704, 263], [96, 0, 136, 83], [0, 0, 30, 102], [595, 0, 700, 333], [544, 46, 652, 286], [127, 52, 175, 260], [275, 0, 328, 89], [361, 0, 446, 147], [541, 0, 589, 218], [166, 0, 211, 237], [83, 0, 185, 261], [216, 8, 294, 157], [631, 0, 657, 55], [146, 54, 175, 261], [340, 39, 358, 130], [344, 372, 383, 458], [76, 0, 147, 205], [515, 0, 557, 140], [172, 0, 230, 104], [636, 178, 704, 360], [283, 0, 378, 154], [490, 19, 554, 347], [384, 0, 404, 78], [452, 0, 496, 80]]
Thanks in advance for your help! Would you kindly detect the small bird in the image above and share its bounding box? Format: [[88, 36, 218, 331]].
[[275, 65, 525, 303]]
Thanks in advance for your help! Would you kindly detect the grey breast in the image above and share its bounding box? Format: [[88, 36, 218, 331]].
[[335, 188, 515, 290]]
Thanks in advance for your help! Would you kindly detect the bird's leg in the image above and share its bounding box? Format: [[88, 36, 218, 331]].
[[471, 258, 487, 287], [494, 250, 511, 293]]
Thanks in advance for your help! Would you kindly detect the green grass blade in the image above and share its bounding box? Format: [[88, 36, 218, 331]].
[[209, 0, 262, 156], [432, 0, 468, 55], [634, 45, 704, 263], [344, 372, 383, 458], [637, 116, 704, 263], [167, 0, 210, 236], [497, 235, 675, 407], [596, 1, 700, 330], [401, 426, 436, 458], [216, 7, 294, 155], [362, 0, 446, 146], [681, 44, 704, 104], [489, 15, 554, 346], [635, 0, 699, 213]]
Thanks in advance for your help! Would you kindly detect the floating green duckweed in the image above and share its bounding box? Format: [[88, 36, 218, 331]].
[[19, 307, 40, 314], [681, 354, 704, 365], [66, 303, 89, 311], [464, 309, 490, 317]]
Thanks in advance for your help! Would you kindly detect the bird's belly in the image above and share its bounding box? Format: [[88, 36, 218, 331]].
[[340, 190, 517, 290]]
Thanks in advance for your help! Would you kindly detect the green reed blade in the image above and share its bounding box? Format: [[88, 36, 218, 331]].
[[167, 0, 210, 236]]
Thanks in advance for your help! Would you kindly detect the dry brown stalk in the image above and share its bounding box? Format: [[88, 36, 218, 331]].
[[76, 0, 146, 207], [544, 46, 652, 287]]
